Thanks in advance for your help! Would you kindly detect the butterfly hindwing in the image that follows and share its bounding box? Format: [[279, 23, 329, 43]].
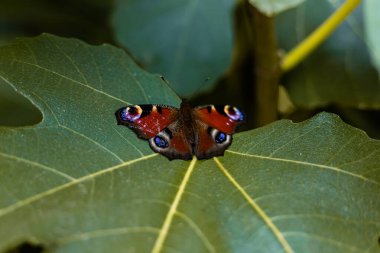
[[193, 121, 233, 159], [193, 105, 244, 159], [149, 122, 193, 160]]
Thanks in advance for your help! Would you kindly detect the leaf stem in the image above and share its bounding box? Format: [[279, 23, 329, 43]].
[[281, 0, 362, 72]]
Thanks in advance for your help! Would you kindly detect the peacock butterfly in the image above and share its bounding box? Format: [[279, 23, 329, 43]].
[[115, 100, 244, 160]]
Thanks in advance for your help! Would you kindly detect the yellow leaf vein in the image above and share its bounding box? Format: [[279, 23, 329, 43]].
[[0, 152, 75, 181], [151, 156, 197, 253], [12, 60, 129, 104], [59, 125, 124, 163], [284, 231, 362, 252], [0, 153, 158, 218], [175, 211, 215, 253], [226, 150, 380, 186], [213, 157, 294, 253]]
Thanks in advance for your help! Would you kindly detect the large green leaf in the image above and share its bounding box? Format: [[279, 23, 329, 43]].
[[0, 34, 379, 253], [276, 0, 380, 109], [112, 0, 234, 97]]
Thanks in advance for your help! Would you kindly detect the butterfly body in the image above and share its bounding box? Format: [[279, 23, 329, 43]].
[[115, 100, 244, 160]]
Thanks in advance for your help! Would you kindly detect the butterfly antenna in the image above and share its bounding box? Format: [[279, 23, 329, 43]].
[[159, 75, 182, 102], [187, 77, 212, 100]]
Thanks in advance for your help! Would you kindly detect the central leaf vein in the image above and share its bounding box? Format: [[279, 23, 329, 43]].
[[151, 156, 197, 253]]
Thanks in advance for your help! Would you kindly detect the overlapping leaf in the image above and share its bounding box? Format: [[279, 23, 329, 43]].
[[364, 0, 380, 73], [112, 0, 235, 97], [276, 0, 380, 109], [0, 35, 379, 253]]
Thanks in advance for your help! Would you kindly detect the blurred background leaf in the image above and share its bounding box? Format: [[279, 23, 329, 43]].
[[276, 0, 380, 109], [0, 0, 114, 44], [364, 0, 380, 73], [112, 0, 235, 97], [0, 0, 114, 127]]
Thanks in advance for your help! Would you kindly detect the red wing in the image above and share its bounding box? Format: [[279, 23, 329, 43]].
[[194, 120, 233, 159], [115, 104, 178, 139], [194, 105, 244, 134]]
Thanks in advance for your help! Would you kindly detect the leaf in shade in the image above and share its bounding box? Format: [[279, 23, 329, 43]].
[[276, 0, 380, 109], [0, 77, 42, 126], [112, 0, 234, 97], [364, 0, 380, 73], [0, 34, 379, 253]]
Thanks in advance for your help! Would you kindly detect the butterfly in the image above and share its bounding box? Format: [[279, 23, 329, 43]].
[[115, 100, 244, 160]]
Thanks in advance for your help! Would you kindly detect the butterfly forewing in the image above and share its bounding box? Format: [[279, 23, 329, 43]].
[[194, 105, 245, 134], [115, 104, 178, 139]]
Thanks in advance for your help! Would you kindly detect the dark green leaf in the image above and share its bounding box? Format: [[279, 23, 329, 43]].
[[0, 0, 114, 45], [112, 0, 234, 97], [276, 0, 380, 109], [364, 0, 380, 73], [0, 34, 379, 253]]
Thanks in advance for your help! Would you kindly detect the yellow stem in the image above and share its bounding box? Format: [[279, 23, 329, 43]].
[[281, 0, 362, 72]]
